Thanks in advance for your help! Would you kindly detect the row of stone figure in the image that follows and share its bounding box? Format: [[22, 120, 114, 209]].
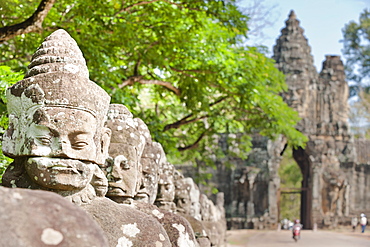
[[0, 29, 226, 247], [104, 102, 228, 246]]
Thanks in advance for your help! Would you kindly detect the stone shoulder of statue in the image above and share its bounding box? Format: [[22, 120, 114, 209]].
[[132, 200, 199, 247], [0, 186, 109, 247]]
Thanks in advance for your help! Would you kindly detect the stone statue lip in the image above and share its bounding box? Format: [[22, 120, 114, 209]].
[[27, 157, 87, 174], [134, 191, 149, 200], [106, 186, 127, 196]]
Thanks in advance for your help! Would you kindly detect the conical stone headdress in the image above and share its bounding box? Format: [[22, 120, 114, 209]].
[[3, 29, 111, 164]]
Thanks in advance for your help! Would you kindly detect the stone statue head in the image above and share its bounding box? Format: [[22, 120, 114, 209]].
[[200, 194, 211, 221], [174, 174, 192, 214], [1, 29, 111, 204], [185, 177, 202, 221], [134, 119, 161, 204], [104, 104, 146, 204], [155, 162, 176, 209]]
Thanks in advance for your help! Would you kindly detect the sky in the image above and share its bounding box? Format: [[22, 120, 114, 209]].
[[240, 0, 369, 72]]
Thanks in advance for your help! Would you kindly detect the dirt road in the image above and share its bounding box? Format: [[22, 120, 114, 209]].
[[226, 229, 370, 247]]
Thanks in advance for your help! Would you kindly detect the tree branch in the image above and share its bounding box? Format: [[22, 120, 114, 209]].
[[116, 0, 202, 15], [164, 96, 228, 131], [0, 0, 56, 43], [164, 115, 208, 131], [115, 0, 161, 15], [178, 130, 207, 151], [170, 66, 216, 75], [119, 76, 181, 96]]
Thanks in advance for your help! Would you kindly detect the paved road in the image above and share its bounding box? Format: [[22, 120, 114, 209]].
[[226, 229, 370, 247]]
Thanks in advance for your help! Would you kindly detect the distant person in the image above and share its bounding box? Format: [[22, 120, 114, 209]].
[[360, 213, 367, 233], [351, 216, 358, 231], [292, 219, 303, 240]]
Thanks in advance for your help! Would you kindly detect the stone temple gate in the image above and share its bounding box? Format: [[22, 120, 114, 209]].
[[178, 11, 370, 230]]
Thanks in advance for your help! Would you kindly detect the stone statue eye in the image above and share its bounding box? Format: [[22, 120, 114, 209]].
[[120, 160, 130, 170], [72, 141, 88, 150], [36, 136, 52, 145]]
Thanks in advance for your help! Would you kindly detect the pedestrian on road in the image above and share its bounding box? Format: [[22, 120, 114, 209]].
[[360, 213, 367, 233], [351, 216, 358, 231]]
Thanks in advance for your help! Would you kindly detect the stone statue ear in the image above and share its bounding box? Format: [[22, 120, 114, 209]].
[[96, 127, 111, 165]]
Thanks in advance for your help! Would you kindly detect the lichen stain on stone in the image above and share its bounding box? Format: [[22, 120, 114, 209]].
[[152, 209, 164, 219], [41, 228, 63, 245], [172, 223, 196, 247], [52, 79, 61, 84], [120, 223, 140, 238], [158, 233, 165, 241], [63, 64, 80, 74], [12, 192, 23, 200], [116, 236, 133, 247], [155, 241, 163, 247]]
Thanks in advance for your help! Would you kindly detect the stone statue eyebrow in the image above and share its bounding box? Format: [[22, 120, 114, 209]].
[[68, 131, 93, 140]]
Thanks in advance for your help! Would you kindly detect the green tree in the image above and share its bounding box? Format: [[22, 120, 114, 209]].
[[342, 8, 370, 85], [342, 8, 370, 137], [0, 0, 307, 168]]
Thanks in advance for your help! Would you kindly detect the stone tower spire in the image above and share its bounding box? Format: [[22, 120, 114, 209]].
[[317, 55, 349, 128], [272, 11, 318, 134]]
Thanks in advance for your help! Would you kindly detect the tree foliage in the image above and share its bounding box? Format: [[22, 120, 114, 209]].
[[0, 0, 307, 166], [342, 8, 370, 137], [342, 8, 370, 85]]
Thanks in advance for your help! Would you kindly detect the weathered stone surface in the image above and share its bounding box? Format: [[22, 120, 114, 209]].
[[133, 201, 199, 247], [81, 197, 171, 247], [178, 213, 211, 247], [0, 186, 108, 247]]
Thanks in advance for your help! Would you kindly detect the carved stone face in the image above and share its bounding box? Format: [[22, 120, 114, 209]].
[[23, 107, 98, 190], [105, 150, 139, 202], [104, 105, 144, 203], [26, 107, 97, 160], [175, 178, 192, 214], [135, 142, 160, 204], [200, 194, 211, 221], [187, 178, 201, 220], [156, 163, 175, 203]]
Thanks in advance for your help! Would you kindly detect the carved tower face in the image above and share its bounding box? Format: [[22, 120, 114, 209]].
[[1, 29, 111, 203], [104, 104, 145, 203]]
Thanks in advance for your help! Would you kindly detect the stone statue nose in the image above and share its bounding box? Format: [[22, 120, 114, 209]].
[[111, 164, 123, 180], [54, 139, 70, 158]]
